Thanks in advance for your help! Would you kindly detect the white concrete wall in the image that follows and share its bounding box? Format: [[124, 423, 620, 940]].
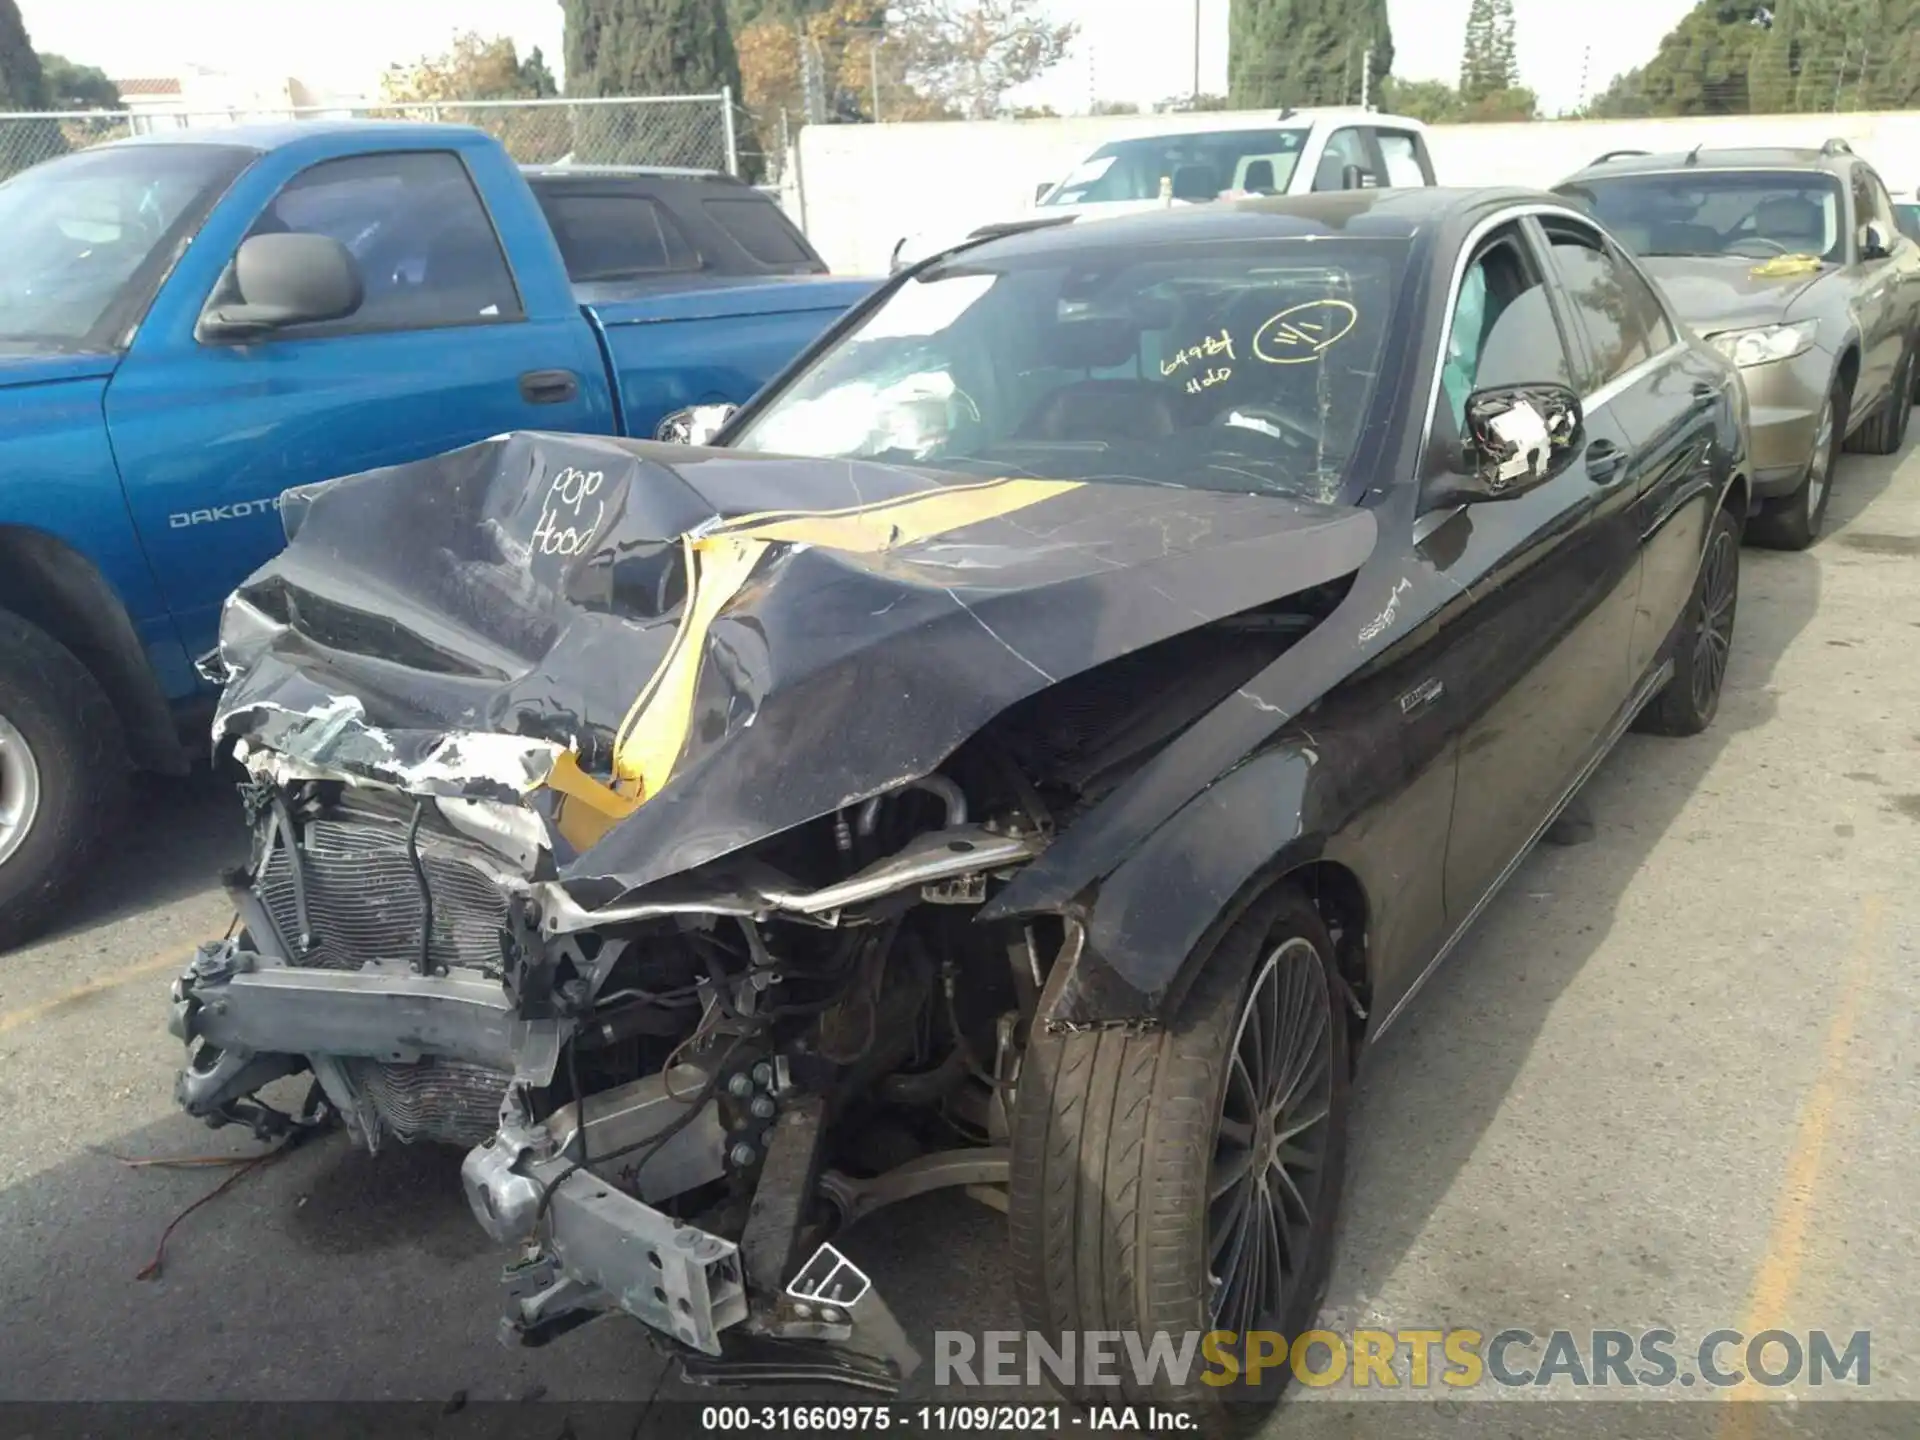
[[792, 108, 1920, 276]]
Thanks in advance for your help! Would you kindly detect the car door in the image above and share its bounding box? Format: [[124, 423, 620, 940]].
[[1535, 214, 1720, 683], [1848, 163, 1902, 403], [1427, 218, 1646, 922], [104, 147, 613, 662], [1862, 168, 1920, 353]]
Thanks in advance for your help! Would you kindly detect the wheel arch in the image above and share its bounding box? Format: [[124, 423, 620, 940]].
[[1044, 745, 1374, 1055], [0, 526, 188, 775]]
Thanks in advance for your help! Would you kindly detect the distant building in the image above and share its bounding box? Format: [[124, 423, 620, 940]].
[[107, 65, 370, 129]]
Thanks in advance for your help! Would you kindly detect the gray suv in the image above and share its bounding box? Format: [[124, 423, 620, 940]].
[[1556, 140, 1920, 548]]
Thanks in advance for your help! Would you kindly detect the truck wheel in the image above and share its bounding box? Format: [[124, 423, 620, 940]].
[[1010, 885, 1350, 1422], [1748, 381, 1843, 551], [0, 611, 128, 951]]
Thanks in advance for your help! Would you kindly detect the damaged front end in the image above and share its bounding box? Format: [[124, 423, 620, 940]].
[[172, 431, 1372, 1390]]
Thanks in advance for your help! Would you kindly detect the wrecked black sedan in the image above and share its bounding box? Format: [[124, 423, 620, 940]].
[[172, 188, 1748, 1419]]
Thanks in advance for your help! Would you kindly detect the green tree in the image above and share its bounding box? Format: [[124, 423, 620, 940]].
[[1228, 0, 1393, 109], [0, 0, 50, 108], [564, 0, 753, 168], [39, 54, 120, 110], [1381, 76, 1461, 123], [1581, 0, 1920, 117], [0, 0, 67, 179], [1458, 0, 1517, 103]]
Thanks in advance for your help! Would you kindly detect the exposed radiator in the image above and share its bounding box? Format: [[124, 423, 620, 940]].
[[257, 814, 509, 976], [346, 1056, 510, 1147]]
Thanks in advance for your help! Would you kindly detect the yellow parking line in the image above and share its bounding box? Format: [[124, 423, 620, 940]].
[[1719, 893, 1884, 1425], [0, 939, 210, 1035]]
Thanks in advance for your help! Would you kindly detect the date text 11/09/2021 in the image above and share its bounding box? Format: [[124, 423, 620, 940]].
[[700, 1407, 1188, 1432]]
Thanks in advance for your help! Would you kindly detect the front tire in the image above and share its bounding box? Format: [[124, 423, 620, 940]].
[[1748, 380, 1844, 551], [0, 611, 128, 951], [1010, 887, 1351, 1426], [1638, 505, 1740, 737]]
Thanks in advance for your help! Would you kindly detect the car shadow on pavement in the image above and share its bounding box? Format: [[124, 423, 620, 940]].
[[42, 762, 250, 943]]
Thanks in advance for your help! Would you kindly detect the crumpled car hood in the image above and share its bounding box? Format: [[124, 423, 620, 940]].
[[215, 431, 1375, 899]]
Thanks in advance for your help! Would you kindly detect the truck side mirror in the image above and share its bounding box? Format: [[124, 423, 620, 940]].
[[198, 233, 364, 342], [1341, 163, 1371, 191]]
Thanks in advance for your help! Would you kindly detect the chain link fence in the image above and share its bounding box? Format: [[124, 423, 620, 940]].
[[0, 94, 740, 182]]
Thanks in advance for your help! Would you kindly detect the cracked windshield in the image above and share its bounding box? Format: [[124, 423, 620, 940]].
[[1558, 169, 1845, 264], [731, 237, 1408, 505]]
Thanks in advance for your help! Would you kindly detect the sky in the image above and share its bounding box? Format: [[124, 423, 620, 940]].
[[17, 0, 1700, 118]]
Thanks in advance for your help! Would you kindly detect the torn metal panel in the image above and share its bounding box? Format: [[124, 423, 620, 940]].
[[215, 430, 1377, 901]]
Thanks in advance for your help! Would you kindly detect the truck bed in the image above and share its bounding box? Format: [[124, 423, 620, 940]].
[[581, 275, 875, 439]]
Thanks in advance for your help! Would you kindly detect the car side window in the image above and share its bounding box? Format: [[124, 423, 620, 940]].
[[1862, 169, 1902, 246], [229, 151, 522, 336], [702, 196, 818, 269], [1312, 128, 1374, 192], [1543, 223, 1671, 389], [1440, 228, 1576, 433], [1373, 131, 1429, 187], [538, 192, 700, 280]]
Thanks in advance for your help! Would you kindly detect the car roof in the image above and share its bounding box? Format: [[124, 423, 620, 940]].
[[521, 164, 742, 184], [1565, 143, 1862, 181], [97, 119, 497, 152], [1085, 108, 1427, 140], [955, 186, 1562, 263]]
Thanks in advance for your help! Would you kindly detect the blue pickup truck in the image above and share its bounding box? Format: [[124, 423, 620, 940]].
[[0, 121, 873, 945]]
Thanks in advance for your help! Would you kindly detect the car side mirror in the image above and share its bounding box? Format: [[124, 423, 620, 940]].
[[1426, 384, 1583, 511], [198, 233, 363, 341], [1034, 180, 1054, 203], [1861, 221, 1892, 260], [655, 403, 738, 446]]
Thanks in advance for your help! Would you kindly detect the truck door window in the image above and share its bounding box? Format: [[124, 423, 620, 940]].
[[235, 151, 523, 336], [537, 192, 700, 279], [1374, 131, 1429, 187], [1312, 128, 1376, 192]]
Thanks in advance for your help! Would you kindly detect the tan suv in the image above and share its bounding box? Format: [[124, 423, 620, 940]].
[[1555, 140, 1920, 548]]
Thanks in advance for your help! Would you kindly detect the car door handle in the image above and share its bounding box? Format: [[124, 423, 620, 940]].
[[1586, 439, 1628, 484], [519, 369, 579, 405]]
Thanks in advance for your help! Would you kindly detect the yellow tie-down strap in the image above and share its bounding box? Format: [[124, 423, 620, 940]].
[[548, 476, 1081, 852]]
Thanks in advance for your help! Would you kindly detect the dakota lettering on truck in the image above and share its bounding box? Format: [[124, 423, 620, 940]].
[[168, 497, 285, 529]]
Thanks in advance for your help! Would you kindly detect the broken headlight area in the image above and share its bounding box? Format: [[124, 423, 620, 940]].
[[172, 754, 1062, 1389]]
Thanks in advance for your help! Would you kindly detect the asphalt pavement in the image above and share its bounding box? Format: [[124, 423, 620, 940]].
[[0, 439, 1916, 1432]]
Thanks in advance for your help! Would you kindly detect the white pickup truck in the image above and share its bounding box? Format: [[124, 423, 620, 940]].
[[892, 107, 1438, 269]]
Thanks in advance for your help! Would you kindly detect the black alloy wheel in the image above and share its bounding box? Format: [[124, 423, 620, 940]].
[[1207, 936, 1335, 1335]]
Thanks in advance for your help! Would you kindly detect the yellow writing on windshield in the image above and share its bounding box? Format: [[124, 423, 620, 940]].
[[1254, 298, 1358, 364], [1161, 328, 1236, 376]]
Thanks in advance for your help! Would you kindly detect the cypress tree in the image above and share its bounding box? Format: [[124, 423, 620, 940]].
[[0, 0, 50, 109], [1459, 0, 1518, 103], [1229, 0, 1393, 111], [0, 0, 67, 179]]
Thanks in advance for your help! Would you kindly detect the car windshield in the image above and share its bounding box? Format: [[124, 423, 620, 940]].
[[1556, 170, 1845, 264], [0, 144, 249, 348], [1043, 129, 1310, 206], [730, 235, 1409, 505]]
